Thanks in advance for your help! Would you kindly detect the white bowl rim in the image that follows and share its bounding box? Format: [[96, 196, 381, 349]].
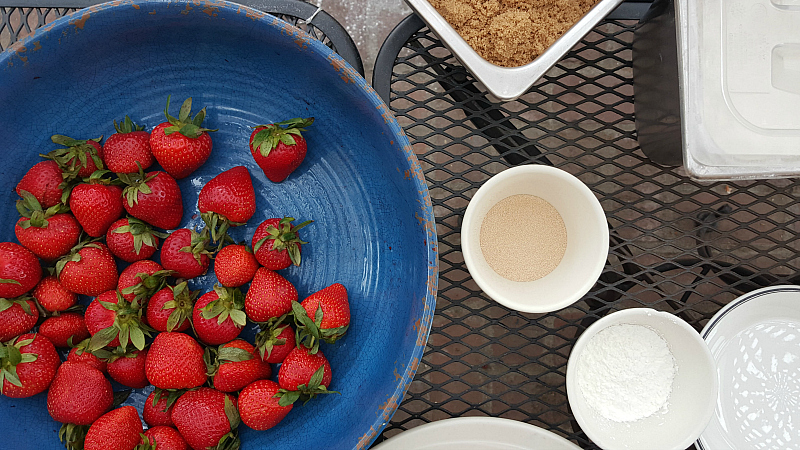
[[565, 308, 718, 450], [461, 165, 609, 313]]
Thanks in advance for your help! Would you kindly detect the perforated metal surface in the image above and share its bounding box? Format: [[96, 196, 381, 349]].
[[371, 10, 800, 449], [0, 7, 74, 49]]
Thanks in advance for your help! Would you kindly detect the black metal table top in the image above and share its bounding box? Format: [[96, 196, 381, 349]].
[[370, 2, 800, 449]]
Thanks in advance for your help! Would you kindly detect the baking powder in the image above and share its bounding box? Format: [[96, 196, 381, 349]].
[[576, 323, 677, 422]]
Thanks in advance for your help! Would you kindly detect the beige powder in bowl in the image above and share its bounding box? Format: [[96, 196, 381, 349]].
[[479, 194, 567, 281]]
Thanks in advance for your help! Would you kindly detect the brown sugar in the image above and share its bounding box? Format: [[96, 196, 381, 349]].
[[429, 0, 601, 67]]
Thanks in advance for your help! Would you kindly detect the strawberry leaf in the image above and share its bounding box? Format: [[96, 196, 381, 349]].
[[224, 395, 240, 430], [0, 278, 21, 286], [218, 346, 253, 363], [59, 423, 90, 450], [130, 326, 146, 351], [112, 389, 132, 407], [88, 326, 118, 350]]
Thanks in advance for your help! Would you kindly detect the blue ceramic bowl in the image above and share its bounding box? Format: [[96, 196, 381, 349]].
[[0, 2, 437, 449]]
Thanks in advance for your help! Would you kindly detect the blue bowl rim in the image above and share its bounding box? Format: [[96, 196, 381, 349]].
[[0, 1, 439, 448]]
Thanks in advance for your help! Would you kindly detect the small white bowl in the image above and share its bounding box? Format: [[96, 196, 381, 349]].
[[461, 165, 608, 313], [566, 308, 718, 450]]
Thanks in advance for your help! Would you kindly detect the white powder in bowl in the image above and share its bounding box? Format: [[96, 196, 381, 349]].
[[576, 323, 677, 422]]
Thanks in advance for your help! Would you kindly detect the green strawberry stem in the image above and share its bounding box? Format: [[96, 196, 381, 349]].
[[113, 115, 145, 134], [159, 281, 197, 332], [162, 95, 217, 138], [250, 117, 314, 157], [111, 216, 168, 255], [16, 190, 70, 229], [291, 300, 349, 355], [274, 365, 339, 407], [200, 285, 247, 327], [88, 291, 154, 351], [45, 134, 104, 180], [254, 321, 290, 361], [200, 212, 241, 252], [253, 217, 312, 267], [59, 423, 90, 450], [0, 337, 37, 393], [120, 269, 176, 306], [178, 228, 214, 267]]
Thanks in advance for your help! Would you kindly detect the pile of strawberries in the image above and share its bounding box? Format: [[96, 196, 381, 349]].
[[0, 96, 351, 450]]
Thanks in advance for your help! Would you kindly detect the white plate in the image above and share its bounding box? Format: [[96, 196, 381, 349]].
[[371, 417, 581, 450], [697, 285, 800, 450]]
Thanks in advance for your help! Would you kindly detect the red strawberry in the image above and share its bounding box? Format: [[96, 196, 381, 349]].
[[0, 333, 59, 398], [104, 116, 154, 173], [16, 160, 64, 208], [143, 390, 176, 427], [46, 134, 104, 179], [32, 275, 77, 312], [47, 361, 113, 449], [0, 242, 42, 298], [85, 290, 151, 351], [14, 193, 80, 262], [214, 244, 258, 287], [117, 260, 170, 303], [255, 322, 296, 364], [38, 312, 90, 348], [192, 285, 246, 345], [146, 282, 196, 333], [56, 242, 118, 296], [198, 166, 256, 247], [170, 387, 240, 450], [295, 283, 351, 352], [239, 379, 292, 430], [207, 339, 265, 393], [84, 406, 143, 450], [107, 348, 148, 389], [244, 267, 298, 323], [160, 228, 212, 279], [145, 332, 207, 389], [276, 346, 335, 406], [120, 169, 183, 230], [139, 426, 188, 450], [252, 216, 311, 270], [150, 96, 215, 180], [69, 175, 124, 237], [106, 217, 166, 262], [0, 296, 38, 342], [249, 117, 314, 182], [67, 339, 108, 373]]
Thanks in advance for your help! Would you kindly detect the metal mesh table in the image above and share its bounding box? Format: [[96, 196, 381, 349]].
[[371, 3, 800, 448]]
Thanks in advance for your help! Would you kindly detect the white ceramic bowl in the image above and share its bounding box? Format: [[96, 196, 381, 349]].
[[461, 165, 608, 313], [566, 308, 718, 450]]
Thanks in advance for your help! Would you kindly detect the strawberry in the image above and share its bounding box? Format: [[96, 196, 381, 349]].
[[117, 260, 170, 303], [84, 406, 143, 450], [107, 348, 148, 389], [244, 267, 298, 323], [146, 282, 196, 333], [145, 332, 207, 389], [0, 333, 59, 398], [255, 322, 296, 364], [16, 160, 64, 208], [56, 242, 118, 296], [14, 192, 80, 262], [119, 169, 183, 230], [67, 339, 108, 373], [33, 275, 77, 312], [276, 346, 335, 406], [69, 172, 124, 237], [252, 216, 311, 270], [150, 96, 216, 179], [238, 379, 292, 431], [85, 290, 151, 351], [106, 217, 167, 262], [38, 312, 90, 348], [0, 242, 42, 298], [206, 339, 265, 393], [143, 389, 176, 427], [48, 361, 113, 449], [104, 116, 154, 173], [192, 285, 246, 345], [294, 283, 351, 352], [214, 244, 258, 287], [0, 296, 38, 342], [198, 166, 256, 247], [160, 228, 212, 279], [138, 426, 188, 450], [249, 117, 314, 182], [170, 387, 240, 450], [46, 134, 104, 179]]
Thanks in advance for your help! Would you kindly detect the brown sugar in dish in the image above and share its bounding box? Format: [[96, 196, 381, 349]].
[[429, 0, 601, 67]]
